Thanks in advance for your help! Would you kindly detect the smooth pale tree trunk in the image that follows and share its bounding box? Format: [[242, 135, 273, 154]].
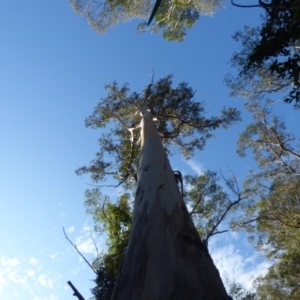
[[112, 108, 231, 300]]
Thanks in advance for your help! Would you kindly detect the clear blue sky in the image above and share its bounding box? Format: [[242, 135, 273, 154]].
[[0, 1, 296, 299]]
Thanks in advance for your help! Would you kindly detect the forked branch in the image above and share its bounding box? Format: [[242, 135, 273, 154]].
[[63, 227, 97, 275]]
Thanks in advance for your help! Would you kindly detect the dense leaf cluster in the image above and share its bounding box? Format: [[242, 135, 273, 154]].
[[85, 190, 132, 300], [69, 0, 225, 41], [227, 0, 300, 105], [232, 99, 300, 298], [76, 75, 240, 188]]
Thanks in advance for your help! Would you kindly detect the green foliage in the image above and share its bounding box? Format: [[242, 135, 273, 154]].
[[253, 178, 300, 256], [139, 0, 200, 41], [185, 170, 247, 245], [255, 253, 300, 300], [233, 99, 300, 232], [250, 180, 300, 298], [76, 74, 240, 188], [225, 26, 292, 105], [228, 282, 255, 300], [236, 99, 300, 185], [227, 0, 300, 105], [85, 189, 132, 300], [232, 99, 300, 299], [69, 0, 225, 41]]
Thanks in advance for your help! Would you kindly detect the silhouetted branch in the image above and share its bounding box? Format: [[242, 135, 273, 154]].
[[231, 0, 263, 8], [204, 170, 249, 245], [190, 191, 205, 215], [231, 0, 297, 10], [67, 281, 85, 300]]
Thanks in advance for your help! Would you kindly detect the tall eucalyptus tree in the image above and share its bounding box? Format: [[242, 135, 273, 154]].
[[78, 74, 240, 299]]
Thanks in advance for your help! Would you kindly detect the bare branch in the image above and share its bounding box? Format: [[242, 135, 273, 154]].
[[242, 215, 300, 229], [90, 228, 99, 258], [204, 193, 248, 244], [204, 171, 249, 244], [189, 191, 205, 215], [143, 70, 155, 102], [63, 227, 97, 275]]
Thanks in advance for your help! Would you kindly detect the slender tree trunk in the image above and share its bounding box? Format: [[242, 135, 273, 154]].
[[111, 108, 231, 300]]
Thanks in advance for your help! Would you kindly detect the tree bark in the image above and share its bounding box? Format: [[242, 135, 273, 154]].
[[111, 108, 231, 300]]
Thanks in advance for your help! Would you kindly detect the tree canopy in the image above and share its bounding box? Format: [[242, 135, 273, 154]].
[[227, 0, 300, 105], [230, 99, 300, 298], [76, 74, 240, 188], [69, 0, 225, 41], [250, 177, 300, 300], [86, 191, 132, 300]]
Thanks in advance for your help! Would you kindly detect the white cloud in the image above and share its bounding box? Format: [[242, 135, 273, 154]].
[[7, 272, 18, 283], [0, 255, 63, 299], [50, 252, 59, 261], [210, 243, 270, 290], [185, 159, 204, 175], [37, 274, 54, 289], [75, 235, 96, 255], [71, 267, 80, 275], [1, 257, 19, 267], [66, 226, 75, 233], [13, 290, 19, 297], [60, 213, 66, 220], [73, 224, 105, 256], [0, 271, 8, 292], [29, 257, 40, 266], [27, 269, 35, 277]]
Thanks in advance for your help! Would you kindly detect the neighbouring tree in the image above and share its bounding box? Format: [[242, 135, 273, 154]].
[[227, 0, 300, 105], [77, 75, 241, 299], [254, 251, 300, 299], [236, 99, 300, 185], [231, 99, 300, 298], [227, 281, 256, 300], [225, 26, 294, 105], [185, 170, 248, 246], [86, 191, 132, 300], [249, 177, 300, 300], [68, 0, 225, 41]]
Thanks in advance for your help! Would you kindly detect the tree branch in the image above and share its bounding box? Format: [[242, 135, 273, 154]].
[[204, 171, 248, 244], [90, 228, 99, 258], [63, 227, 97, 275], [231, 0, 264, 8], [190, 191, 204, 215], [67, 281, 86, 300]]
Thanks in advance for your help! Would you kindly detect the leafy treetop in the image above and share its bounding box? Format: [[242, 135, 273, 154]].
[[69, 0, 225, 41], [231, 99, 300, 299], [76, 74, 241, 189], [227, 0, 300, 105]]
